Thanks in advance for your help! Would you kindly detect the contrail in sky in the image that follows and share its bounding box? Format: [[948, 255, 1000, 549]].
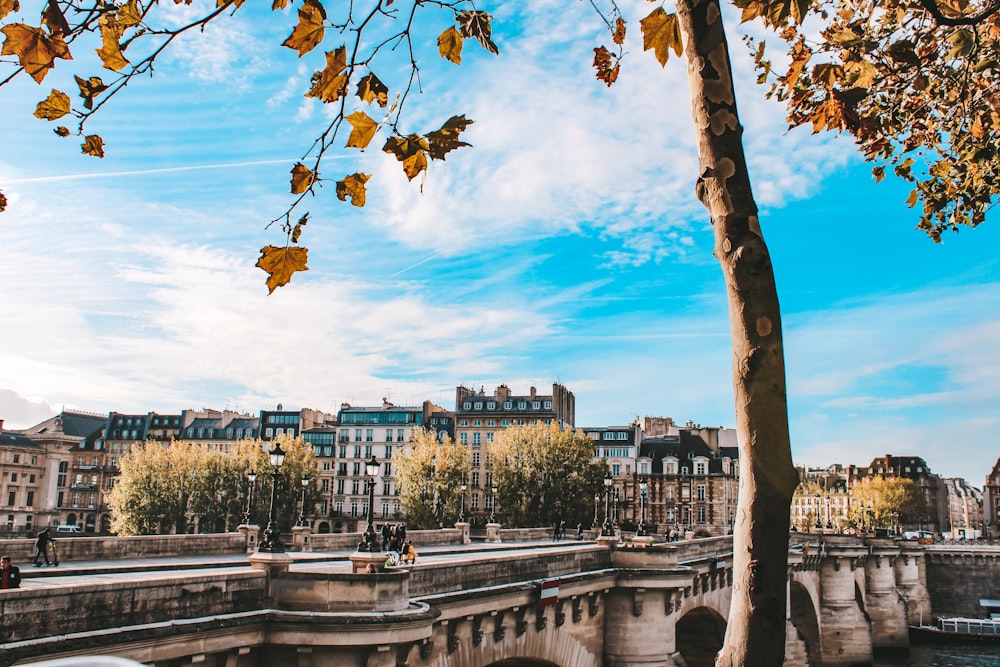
[[385, 253, 441, 279], [3, 158, 310, 184]]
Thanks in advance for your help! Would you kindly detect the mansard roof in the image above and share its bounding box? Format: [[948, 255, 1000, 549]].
[[0, 430, 41, 450]]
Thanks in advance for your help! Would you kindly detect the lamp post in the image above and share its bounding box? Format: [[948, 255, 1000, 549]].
[[296, 475, 309, 527], [593, 494, 600, 528], [243, 471, 257, 525], [358, 455, 381, 552], [637, 479, 648, 537], [257, 443, 286, 553], [815, 493, 822, 530], [459, 482, 467, 522], [601, 475, 614, 536], [489, 485, 498, 523]]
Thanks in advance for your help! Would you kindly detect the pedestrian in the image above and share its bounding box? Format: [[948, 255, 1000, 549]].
[[33, 528, 52, 567], [0, 555, 21, 589], [402, 540, 417, 564], [553, 521, 560, 541], [576, 523, 583, 540]]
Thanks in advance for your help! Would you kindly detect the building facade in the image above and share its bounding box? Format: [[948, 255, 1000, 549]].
[[454, 384, 574, 524]]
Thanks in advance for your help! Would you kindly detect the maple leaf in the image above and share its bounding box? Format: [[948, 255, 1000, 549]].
[[336, 172, 371, 207], [117, 0, 144, 29], [282, 0, 326, 57], [456, 10, 499, 56], [356, 72, 388, 108], [425, 115, 473, 160], [345, 110, 378, 149], [54, 125, 70, 136], [593, 46, 620, 87], [41, 0, 70, 36], [272, 0, 289, 9], [290, 162, 316, 194], [34, 88, 71, 120], [74, 75, 108, 110], [256, 245, 309, 294], [1, 23, 73, 83], [0, 0, 20, 22], [0, 190, 6, 213], [612, 17, 626, 46], [306, 46, 348, 103], [438, 26, 463, 64], [640, 8, 682, 68], [383, 134, 429, 181], [96, 16, 129, 71], [81, 134, 104, 158]]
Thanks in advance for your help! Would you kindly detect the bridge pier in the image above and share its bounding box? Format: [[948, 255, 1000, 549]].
[[863, 543, 908, 651], [817, 546, 872, 665], [893, 542, 931, 626]]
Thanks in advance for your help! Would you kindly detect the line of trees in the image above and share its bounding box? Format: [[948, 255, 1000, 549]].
[[107, 434, 320, 536]]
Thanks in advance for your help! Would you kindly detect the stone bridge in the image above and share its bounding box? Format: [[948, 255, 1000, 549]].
[[1, 532, 996, 667]]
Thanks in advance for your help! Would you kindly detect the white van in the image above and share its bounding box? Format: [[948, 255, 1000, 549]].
[[56, 525, 82, 533]]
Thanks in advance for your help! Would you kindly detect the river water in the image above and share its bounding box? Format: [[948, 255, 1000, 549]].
[[873, 642, 999, 666]]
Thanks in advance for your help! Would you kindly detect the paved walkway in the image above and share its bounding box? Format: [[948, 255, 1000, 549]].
[[11, 539, 596, 590]]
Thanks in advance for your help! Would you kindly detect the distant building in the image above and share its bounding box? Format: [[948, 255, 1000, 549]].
[[334, 399, 451, 532], [985, 457, 1000, 538], [634, 420, 739, 537], [454, 384, 574, 524], [791, 467, 850, 533], [941, 477, 983, 539], [849, 455, 946, 533]]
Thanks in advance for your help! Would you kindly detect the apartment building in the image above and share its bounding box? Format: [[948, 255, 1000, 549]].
[[454, 384, 574, 523], [332, 399, 452, 532]]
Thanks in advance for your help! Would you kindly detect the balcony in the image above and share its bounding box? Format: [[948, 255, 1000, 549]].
[[71, 483, 97, 490]]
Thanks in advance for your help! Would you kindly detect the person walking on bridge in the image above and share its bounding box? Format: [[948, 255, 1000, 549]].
[[33, 528, 52, 567]]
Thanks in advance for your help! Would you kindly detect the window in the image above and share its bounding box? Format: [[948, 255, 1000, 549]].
[[382, 502, 390, 518], [501, 419, 510, 427], [12, 454, 19, 463], [486, 433, 494, 443], [697, 507, 706, 523], [352, 462, 360, 475], [354, 445, 362, 458], [337, 479, 345, 494], [386, 429, 394, 442], [612, 464, 620, 476], [383, 482, 391, 496], [351, 501, 359, 517], [617, 432, 628, 440], [265, 427, 273, 437], [366, 429, 373, 442], [9, 473, 16, 483], [397, 429, 404, 442], [503, 401, 512, 409], [472, 452, 480, 466], [696, 462, 707, 475], [487, 401, 496, 410], [544, 401, 552, 409], [463, 402, 472, 410], [351, 480, 360, 494], [486, 419, 495, 426], [322, 479, 329, 491], [385, 445, 393, 458], [7, 491, 14, 505], [474, 402, 483, 410], [364, 445, 372, 457], [697, 484, 706, 502], [460, 433, 467, 445], [472, 472, 480, 487], [518, 401, 527, 409], [384, 462, 392, 476], [355, 429, 362, 442], [337, 463, 347, 475], [473, 433, 481, 446], [473, 419, 481, 427]]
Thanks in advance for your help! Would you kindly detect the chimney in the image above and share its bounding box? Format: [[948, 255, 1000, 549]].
[[0, 419, 4, 431], [530, 386, 537, 400]]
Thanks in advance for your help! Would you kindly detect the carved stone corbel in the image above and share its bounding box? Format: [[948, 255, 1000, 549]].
[[515, 607, 528, 637], [632, 588, 644, 617], [419, 638, 434, 660], [555, 600, 566, 627], [572, 596, 583, 623], [447, 622, 459, 654], [472, 616, 484, 647], [535, 606, 547, 631], [588, 592, 600, 617], [493, 610, 506, 643]]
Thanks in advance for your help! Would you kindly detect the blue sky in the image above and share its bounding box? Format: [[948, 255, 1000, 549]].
[[1, 1, 997, 483]]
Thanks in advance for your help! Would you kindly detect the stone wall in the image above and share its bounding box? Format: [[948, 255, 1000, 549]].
[[0, 568, 266, 644], [0, 533, 247, 562], [924, 547, 1000, 617]]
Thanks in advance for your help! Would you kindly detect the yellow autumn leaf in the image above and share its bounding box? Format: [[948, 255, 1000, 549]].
[[81, 134, 104, 158], [640, 8, 682, 68], [336, 172, 370, 207], [356, 72, 388, 108], [290, 162, 316, 194], [118, 0, 143, 28], [34, 88, 71, 120], [282, 0, 326, 57], [1, 23, 73, 83], [593, 46, 620, 87], [383, 134, 429, 181], [425, 115, 473, 160], [0, 189, 7, 212], [306, 46, 348, 103], [272, 0, 289, 9], [0, 0, 20, 22], [612, 17, 626, 46], [291, 212, 309, 243], [256, 245, 309, 294], [74, 74, 108, 110], [96, 16, 129, 71], [438, 26, 463, 65], [54, 125, 70, 136], [345, 110, 378, 149]]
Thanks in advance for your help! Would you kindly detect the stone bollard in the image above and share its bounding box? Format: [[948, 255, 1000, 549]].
[[455, 521, 471, 545], [238, 524, 259, 553], [291, 526, 312, 552], [485, 522, 501, 543]]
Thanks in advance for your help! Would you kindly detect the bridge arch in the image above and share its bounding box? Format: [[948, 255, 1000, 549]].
[[675, 606, 726, 667], [789, 579, 821, 666], [486, 660, 558, 666], [427, 620, 599, 667]]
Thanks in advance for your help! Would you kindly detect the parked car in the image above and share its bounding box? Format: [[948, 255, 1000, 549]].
[[56, 525, 82, 533]]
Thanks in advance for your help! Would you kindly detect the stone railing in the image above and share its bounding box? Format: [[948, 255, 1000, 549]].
[[0, 532, 247, 562]]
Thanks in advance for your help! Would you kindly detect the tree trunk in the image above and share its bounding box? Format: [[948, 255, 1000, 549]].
[[674, 1, 800, 665]]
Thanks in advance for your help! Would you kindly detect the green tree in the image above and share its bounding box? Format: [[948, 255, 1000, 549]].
[[107, 440, 180, 536], [489, 423, 608, 530], [393, 427, 469, 528], [849, 476, 927, 529]]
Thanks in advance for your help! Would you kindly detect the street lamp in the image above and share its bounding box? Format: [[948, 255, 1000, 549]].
[[637, 479, 648, 537], [358, 455, 381, 552], [459, 482, 467, 522], [296, 475, 309, 527], [243, 471, 257, 526], [601, 475, 614, 536], [593, 494, 600, 528], [257, 443, 286, 553], [815, 493, 822, 530], [489, 485, 498, 523]]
